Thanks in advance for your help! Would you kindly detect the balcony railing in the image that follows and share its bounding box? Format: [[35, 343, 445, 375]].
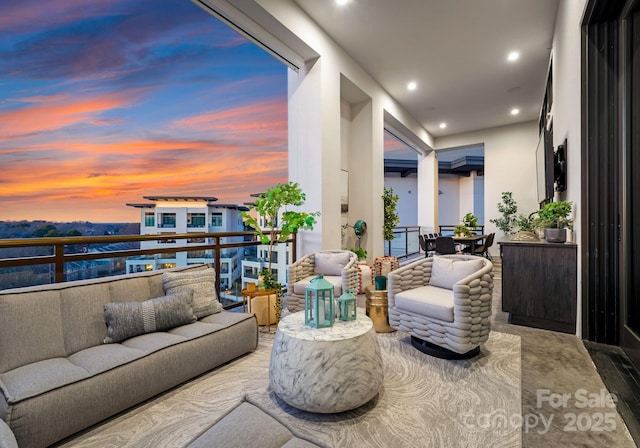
[[384, 226, 421, 259], [0, 231, 297, 308]]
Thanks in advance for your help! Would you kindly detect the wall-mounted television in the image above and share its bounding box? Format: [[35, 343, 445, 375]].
[[554, 139, 567, 192], [536, 128, 554, 203]]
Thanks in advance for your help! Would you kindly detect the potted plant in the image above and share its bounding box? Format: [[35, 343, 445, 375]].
[[511, 212, 540, 241], [489, 192, 518, 235], [349, 247, 368, 261], [462, 212, 479, 231], [536, 201, 573, 243], [453, 224, 473, 238], [382, 187, 400, 242], [241, 182, 320, 320]]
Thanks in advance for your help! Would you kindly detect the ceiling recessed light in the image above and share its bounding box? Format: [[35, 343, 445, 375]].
[[507, 51, 520, 62], [439, 123, 447, 129], [407, 81, 417, 91], [336, 0, 349, 6], [511, 108, 520, 115]]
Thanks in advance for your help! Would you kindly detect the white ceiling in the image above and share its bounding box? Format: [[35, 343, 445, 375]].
[[293, 0, 559, 138]]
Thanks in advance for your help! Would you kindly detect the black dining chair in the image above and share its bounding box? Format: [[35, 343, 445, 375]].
[[419, 234, 437, 257], [435, 236, 457, 255], [473, 233, 495, 260]]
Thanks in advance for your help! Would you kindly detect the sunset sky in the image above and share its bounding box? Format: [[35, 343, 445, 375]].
[[0, 0, 288, 222]]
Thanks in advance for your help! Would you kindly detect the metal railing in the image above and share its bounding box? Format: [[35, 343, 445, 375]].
[[384, 226, 421, 259], [0, 231, 297, 307]]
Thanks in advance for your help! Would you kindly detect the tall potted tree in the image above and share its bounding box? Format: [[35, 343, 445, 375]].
[[489, 191, 518, 235], [382, 187, 400, 242], [241, 182, 319, 319]]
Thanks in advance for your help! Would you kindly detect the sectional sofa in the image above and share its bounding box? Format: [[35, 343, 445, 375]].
[[0, 265, 258, 448]]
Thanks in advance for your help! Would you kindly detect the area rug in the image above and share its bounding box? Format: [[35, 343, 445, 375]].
[[57, 330, 521, 448]]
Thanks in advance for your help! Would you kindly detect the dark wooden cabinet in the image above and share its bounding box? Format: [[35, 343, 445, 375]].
[[499, 239, 577, 334]]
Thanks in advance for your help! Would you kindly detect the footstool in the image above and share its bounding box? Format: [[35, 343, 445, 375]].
[[186, 397, 326, 448]]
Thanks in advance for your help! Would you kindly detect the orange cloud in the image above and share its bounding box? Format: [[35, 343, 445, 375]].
[[0, 133, 287, 222], [0, 90, 144, 139]]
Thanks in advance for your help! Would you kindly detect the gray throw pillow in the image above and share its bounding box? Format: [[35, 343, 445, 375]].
[[162, 268, 222, 319], [103, 291, 196, 344]]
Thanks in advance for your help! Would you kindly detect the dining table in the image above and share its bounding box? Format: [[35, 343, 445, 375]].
[[452, 234, 486, 254]]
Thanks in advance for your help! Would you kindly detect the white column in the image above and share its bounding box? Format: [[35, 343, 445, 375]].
[[418, 151, 439, 233], [288, 59, 342, 255]]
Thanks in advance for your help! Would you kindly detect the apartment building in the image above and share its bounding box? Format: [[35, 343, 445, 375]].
[[126, 196, 247, 291]]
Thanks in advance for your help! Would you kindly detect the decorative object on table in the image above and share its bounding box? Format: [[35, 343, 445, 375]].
[[365, 285, 396, 333], [382, 187, 400, 242], [454, 212, 478, 238], [373, 256, 400, 277], [512, 211, 540, 241], [304, 274, 335, 328], [338, 290, 357, 321], [453, 224, 473, 238], [536, 200, 573, 243], [241, 182, 320, 321], [462, 212, 479, 230], [374, 275, 387, 290], [489, 191, 518, 235]]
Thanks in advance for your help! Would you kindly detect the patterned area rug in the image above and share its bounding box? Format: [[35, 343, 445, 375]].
[[57, 330, 521, 448]]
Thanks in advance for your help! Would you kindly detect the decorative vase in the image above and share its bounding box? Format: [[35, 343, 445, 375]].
[[544, 228, 567, 243]]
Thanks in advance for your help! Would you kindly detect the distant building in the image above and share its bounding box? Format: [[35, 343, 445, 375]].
[[126, 196, 248, 291]]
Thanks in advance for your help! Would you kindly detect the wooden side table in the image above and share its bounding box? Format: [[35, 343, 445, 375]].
[[365, 285, 396, 333], [241, 287, 278, 332]]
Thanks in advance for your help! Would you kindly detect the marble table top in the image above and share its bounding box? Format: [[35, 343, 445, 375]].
[[277, 311, 373, 342]]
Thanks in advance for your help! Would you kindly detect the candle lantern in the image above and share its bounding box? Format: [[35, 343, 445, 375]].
[[338, 290, 357, 321], [304, 274, 335, 328]]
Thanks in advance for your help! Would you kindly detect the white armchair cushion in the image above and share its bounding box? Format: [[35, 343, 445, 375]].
[[430, 256, 484, 290], [394, 285, 455, 322], [293, 275, 343, 296], [314, 252, 352, 276]]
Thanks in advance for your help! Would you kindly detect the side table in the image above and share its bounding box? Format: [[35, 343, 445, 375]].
[[241, 288, 278, 332], [365, 285, 396, 333], [269, 312, 383, 413]]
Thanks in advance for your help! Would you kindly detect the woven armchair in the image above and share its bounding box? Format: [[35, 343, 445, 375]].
[[387, 255, 494, 358], [285, 250, 359, 312]]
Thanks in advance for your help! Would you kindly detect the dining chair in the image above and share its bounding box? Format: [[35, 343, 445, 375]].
[[435, 236, 457, 255], [473, 233, 495, 260]]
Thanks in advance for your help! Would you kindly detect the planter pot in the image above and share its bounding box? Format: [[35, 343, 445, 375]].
[[544, 228, 567, 243]]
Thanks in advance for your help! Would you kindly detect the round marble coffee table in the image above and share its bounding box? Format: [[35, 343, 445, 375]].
[[269, 312, 383, 413]]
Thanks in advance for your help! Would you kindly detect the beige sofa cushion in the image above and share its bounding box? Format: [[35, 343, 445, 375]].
[[394, 285, 455, 322], [314, 252, 351, 276], [430, 256, 484, 290], [163, 269, 222, 318], [0, 290, 66, 373], [293, 275, 342, 296]]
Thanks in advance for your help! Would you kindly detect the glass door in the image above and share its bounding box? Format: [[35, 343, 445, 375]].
[[621, 5, 640, 369]]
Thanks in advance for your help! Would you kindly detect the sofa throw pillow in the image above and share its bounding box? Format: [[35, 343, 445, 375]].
[[314, 252, 351, 276], [103, 291, 196, 344], [430, 257, 484, 290], [162, 268, 222, 318]]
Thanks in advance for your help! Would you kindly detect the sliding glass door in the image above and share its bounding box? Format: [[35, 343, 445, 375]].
[[621, 4, 640, 369]]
